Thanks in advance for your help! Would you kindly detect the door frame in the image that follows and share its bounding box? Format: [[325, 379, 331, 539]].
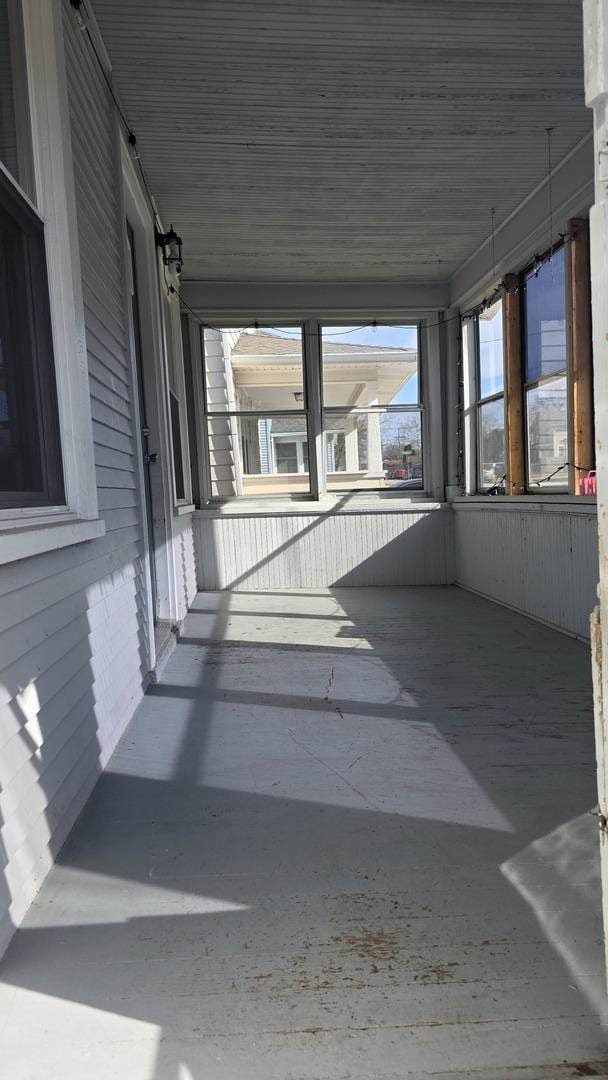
[[119, 135, 181, 659]]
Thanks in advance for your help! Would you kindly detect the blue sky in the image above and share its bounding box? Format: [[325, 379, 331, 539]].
[[265, 324, 418, 349], [323, 326, 419, 405], [322, 325, 418, 349]]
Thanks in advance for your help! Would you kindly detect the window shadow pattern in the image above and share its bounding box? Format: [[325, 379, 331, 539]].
[[0, 583, 606, 1079]]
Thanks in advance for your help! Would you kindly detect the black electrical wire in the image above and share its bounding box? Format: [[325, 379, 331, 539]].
[[485, 461, 593, 496]]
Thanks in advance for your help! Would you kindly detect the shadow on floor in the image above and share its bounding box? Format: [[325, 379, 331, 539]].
[[0, 586, 606, 1079]]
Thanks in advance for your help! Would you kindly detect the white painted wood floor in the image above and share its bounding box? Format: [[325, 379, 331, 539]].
[[1, 587, 607, 1079]]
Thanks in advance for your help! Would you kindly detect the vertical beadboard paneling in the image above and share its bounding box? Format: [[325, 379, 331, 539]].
[[194, 507, 454, 590], [454, 504, 598, 639]]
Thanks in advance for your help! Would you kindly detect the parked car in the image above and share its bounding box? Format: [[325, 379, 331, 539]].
[[394, 477, 424, 489]]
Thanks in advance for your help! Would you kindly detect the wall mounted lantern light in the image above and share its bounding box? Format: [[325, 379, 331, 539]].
[[155, 224, 183, 276]]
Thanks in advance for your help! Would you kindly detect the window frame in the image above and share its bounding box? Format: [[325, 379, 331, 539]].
[[319, 321, 425, 495], [199, 319, 428, 501], [521, 245, 570, 493], [202, 323, 311, 499], [271, 432, 309, 475], [0, 167, 64, 508], [0, 0, 102, 562], [473, 299, 506, 493], [160, 278, 193, 508]]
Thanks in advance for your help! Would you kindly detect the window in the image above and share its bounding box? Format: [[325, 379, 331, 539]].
[[273, 433, 308, 473], [201, 322, 425, 499], [163, 289, 190, 504], [203, 326, 309, 497], [320, 324, 423, 492], [475, 299, 505, 492], [522, 246, 569, 489], [0, 1, 63, 509]]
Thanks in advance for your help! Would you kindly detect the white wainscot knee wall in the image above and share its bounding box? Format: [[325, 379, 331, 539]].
[[194, 502, 454, 590], [453, 498, 598, 640]]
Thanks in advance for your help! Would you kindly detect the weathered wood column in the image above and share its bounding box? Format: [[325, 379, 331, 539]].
[[503, 274, 525, 494], [568, 217, 594, 491]]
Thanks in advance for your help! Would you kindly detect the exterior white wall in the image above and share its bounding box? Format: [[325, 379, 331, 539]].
[[453, 501, 598, 640], [194, 504, 454, 590], [0, 3, 195, 957]]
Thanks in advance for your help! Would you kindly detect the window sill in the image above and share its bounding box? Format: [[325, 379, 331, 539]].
[[451, 494, 597, 514], [196, 493, 447, 517], [175, 503, 196, 516], [0, 513, 106, 564]]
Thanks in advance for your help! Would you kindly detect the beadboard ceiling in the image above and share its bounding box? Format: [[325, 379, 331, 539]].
[[92, 0, 592, 283]]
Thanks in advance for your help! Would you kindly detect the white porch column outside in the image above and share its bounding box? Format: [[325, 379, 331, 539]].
[[366, 382, 384, 476], [344, 415, 360, 471]]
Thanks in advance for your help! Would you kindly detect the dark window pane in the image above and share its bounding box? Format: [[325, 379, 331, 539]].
[[524, 247, 567, 383], [478, 300, 504, 398], [0, 173, 63, 507], [169, 390, 185, 501], [0, 1, 33, 197], [274, 441, 298, 473], [478, 397, 505, 490], [325, 410, 422, 491], [0, 1, 18, 182], [321, 325, 418, 407], [180, 313, 200, 506], [526, 376, 568, 487]]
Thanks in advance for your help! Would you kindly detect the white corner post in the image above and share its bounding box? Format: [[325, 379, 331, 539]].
[[421, 314, 446, 500], [444, 307, 463, 499], [461, 316, 478, 495], [584, 0, 608, 981]]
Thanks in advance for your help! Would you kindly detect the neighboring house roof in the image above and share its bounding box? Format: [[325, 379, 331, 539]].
[[233, 330, 415, 360], [229, 329, 417, 410]]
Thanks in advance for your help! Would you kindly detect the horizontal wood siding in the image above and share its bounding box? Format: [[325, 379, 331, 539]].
[[453, 504, 598, 639], [0, 4, 150, 956], [175, 512, 198, 620], [194, 507, 454, 590]]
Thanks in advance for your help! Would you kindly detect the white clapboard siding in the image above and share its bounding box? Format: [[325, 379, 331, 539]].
[[174, 512, 198, 620], [0, 3, 154, 957], [453, 503, 599, 640], [194, 505, 454, 590], [205, 329, 239, 496]]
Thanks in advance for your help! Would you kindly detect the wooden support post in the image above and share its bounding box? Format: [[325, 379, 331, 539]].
[[503, 274, 525, 495], [568, 218, 594, 493]]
